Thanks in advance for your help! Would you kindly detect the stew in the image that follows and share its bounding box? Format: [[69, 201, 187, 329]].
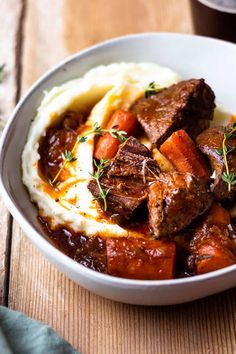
[[37, 78, 236, 280]]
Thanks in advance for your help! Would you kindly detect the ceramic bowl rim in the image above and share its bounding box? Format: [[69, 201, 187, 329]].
[[0, 32, 236, 288]]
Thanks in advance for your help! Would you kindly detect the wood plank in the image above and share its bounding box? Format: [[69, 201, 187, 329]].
[[0, 0, 24, 305], [8, 230, 236, 354], [21, 0, 192, 92], [8, 0, 236, 353]]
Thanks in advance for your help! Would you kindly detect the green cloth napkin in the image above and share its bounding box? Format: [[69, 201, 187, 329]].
[[0, 306, 80, 354]]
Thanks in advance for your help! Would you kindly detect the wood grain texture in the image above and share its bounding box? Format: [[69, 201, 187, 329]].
[[21, 0, 192, 92], [0, 0, 24, 305], [7, 0, 235, 353], [8, 227, 236, 354]]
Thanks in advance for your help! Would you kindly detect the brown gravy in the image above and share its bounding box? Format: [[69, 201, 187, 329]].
[[39, 217, 107, 273]]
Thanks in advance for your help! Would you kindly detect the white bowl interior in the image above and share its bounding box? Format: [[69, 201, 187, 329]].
[[1, 33, 236, 305]]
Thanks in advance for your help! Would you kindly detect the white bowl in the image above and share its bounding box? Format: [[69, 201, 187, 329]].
[[1, 33, 236, 305]]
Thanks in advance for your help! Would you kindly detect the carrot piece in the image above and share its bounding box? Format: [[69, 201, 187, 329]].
[[106, 238, 176, 280], [206, 203, 231, 225], [190, 203, 235, 275], [94, 109, 137, 160], [160, 129, 210, 179], [196, 244, 235, 275]]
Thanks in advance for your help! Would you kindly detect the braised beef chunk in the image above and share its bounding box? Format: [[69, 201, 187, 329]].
[[187, 203, 236, 275], [88, 137, 160, 222], [148, 172, 212, 237], [88, 176, 148, 222], [196, 126, 236, 202], [38, 111, 83, 181], [61, 110, 84, 130], [106, 237, 176, 279], [108, 136, 159, 180], [131, 79, 215, 146]]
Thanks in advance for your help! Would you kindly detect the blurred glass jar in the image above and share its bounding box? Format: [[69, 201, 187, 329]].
[[189, 0, 236, 42]]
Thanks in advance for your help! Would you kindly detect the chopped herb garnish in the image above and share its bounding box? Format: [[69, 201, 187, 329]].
[[145, 81, 161, 98], [215, 124, 236, 192], [51, 122, 127, 185], [90, 158, 110, 211], [0, 64, 6, 82]]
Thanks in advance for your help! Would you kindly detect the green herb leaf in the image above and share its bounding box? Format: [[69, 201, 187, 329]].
[[222, 172, 236, 185], [52, 119, 127, 185], [61, 149, 77, 162], [108, 127, 127, 142], [227, 133, 236, 140], [99, 158, 110, 166], [215, 149, 223, 156], [219, 146, 235, 155], [145, 81, 158, 98], [117, 130, 127, 142], [90, 159, 110, 211], [0, 64, 6, 82], [77, 135, 87, 143], [93, 122, 103, 135], [109, 128, 118, 138], [220, 124, 236, 191]]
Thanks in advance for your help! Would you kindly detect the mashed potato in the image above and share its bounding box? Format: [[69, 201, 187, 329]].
[[22, 63, 180, 237]]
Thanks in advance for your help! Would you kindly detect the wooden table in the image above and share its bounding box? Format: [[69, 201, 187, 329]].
[[0, 1, 235, 353]]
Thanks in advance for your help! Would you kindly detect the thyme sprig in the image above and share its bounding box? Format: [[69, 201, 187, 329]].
[[215, 123, 236, 192], [108, 125, 127, 143], [90, 158, 110, 211], [145, 81, 161, 98], [51, 122, 127, 185], [61, 149, 77, 162], [0, 64, 6, 82]]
